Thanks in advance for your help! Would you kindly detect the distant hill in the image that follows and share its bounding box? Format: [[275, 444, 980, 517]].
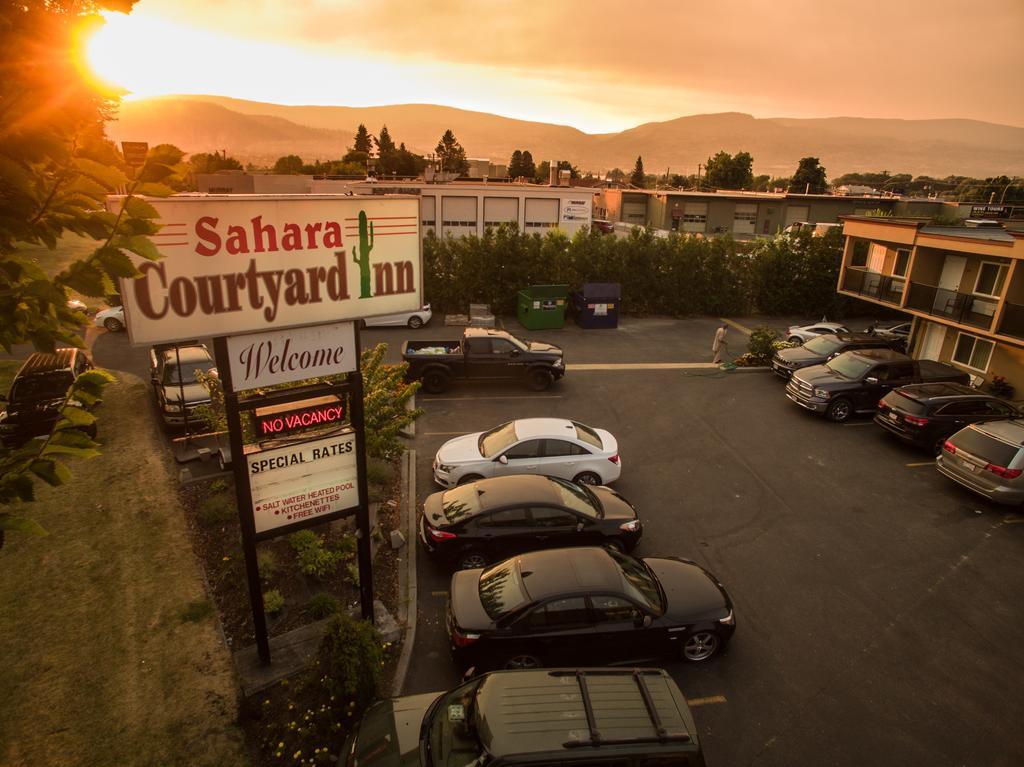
[[108, 95, 1024, 178]]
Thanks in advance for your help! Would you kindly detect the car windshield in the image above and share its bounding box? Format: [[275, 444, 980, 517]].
[[572, 421, 603, 449], [163, 360, 211, 386], [825, 355, 872, 380], [548, 477, 601, 518], [10, 372, 73, 401], [607, 548, 665, 615], [440, 485, 483, 525], [478, 558, 529, 620], [506, 333, 529, 352], [478, 421, 518, 458], [804, 336, 842, 355], [426, 679, 484, 767]]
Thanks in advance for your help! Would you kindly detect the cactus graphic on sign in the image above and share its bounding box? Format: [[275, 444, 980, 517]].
[[352, 210, 374, 299]]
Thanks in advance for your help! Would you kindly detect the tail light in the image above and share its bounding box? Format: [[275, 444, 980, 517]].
[[904, 415, 930, 426], [619, 519, 641, 532], [427, 526, 457, 542], [878, 400, 887, 409], [985, 464, 1022, 479], [608, 454, 620, 465], [942, 441, 957, 454], [450, 627, 480, 648]]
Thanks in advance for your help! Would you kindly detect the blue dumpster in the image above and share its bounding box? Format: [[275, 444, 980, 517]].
[[572, 283, 621, 329]]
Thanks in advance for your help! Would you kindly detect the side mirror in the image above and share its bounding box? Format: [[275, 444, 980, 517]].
[[865, 376, 879, 385], [576, 522, 585, 532], [497, 455, 508, 465], [510, 349, 520, 357], [634, 612, 652, 628], [462, 666, 479, 683]]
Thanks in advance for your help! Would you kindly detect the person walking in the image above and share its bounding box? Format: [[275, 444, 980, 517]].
[[712, 323, 729, 364]]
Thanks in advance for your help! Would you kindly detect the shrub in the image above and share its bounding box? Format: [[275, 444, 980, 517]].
[[209, 478, 228, 492], [198, 493, 236, 527], [747, 327, 780, 362], [263, 589, 284, 615], [306, 592, 340, 619], [320, 612, 383, 712], [257, 549, 278, 582], [289, 530, 344, 578]]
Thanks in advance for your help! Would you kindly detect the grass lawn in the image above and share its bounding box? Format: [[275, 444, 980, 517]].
[[0, 374, 249, 767]]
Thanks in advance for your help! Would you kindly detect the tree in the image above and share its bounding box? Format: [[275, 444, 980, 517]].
[[534, 160, 550, 185], [375, 125, 395, 156], [704, 150, 754, 190], [607, 168, 626, 181], [434, 129, 469, 175], [1, 0, 176, 543], [508, 150, 523, 178], [790, 157, 828, 194], [189, 151, 243, 174], [352, 124, 373, 154], [273, 154, 305, 174], [630, 156, 646, 188], [521, 151, 536, 180]]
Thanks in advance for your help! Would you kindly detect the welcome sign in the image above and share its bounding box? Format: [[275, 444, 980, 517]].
[[108, 194, 421, 345], [225, 321, 357, 392]]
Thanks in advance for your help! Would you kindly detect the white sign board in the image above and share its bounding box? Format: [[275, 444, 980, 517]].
[[247, 431, 359, 535], [107, 194, 421, 345], [225, 321, 357, 393], [560, 196, 592, 223]]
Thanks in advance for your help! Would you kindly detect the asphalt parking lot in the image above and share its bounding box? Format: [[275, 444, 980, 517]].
[[401, 321, 1024, 767]]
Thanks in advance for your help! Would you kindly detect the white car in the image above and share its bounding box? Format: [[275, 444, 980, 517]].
[[433, 418, 621, 488], [94, 305, 125, 332], [362, 304, 432, 329], [786, 321, 849, 344]]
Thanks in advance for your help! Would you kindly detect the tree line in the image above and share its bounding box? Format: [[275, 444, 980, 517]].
[[619, 152, 828, 193]]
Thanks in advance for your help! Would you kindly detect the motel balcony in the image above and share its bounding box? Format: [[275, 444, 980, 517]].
[[904, 282, 999, 332], [997, 301, 1024, 341], [840, 267, 905, 306]]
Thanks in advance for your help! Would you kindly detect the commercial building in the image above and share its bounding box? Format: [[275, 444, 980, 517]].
[[838, 217, 1024, 391]]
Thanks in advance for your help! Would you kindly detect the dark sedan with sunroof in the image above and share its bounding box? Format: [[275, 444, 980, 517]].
[[419, 474, 641, 570]]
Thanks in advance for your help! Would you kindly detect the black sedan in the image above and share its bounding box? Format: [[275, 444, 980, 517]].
[[446, 546, 735, 671], [875, 382, 1020, 454], [419, 475, 642, 570]]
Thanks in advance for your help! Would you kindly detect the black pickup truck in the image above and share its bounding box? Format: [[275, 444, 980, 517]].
[[401, 327, 564, 394], [785, 348, 970, 422]]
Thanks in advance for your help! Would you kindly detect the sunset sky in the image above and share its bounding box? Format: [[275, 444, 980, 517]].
[[87, 0, 1024, 133]]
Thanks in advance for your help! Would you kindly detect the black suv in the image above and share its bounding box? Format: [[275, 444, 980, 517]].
[[419, 474, 641, 570], [0, 349, 94, 447], [875, 382, 1020, 454], [343, 668, 707, 767], [772, 332, 902, 379]]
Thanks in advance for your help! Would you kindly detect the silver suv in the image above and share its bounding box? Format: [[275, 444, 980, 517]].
[[937, 419, 1024, 505]]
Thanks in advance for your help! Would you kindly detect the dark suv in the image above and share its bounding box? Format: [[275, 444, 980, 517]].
[[342, 668, 707, 767], [772, 332, 902, 379], [875, 383, 1019, 454], [0, 349, 94, 447]]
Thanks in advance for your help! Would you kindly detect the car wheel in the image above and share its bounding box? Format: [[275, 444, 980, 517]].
[[407, 315, 424, 329], [422, 370, 449, 394], [825, 398, 853, 423], [457, 550, 488, 570], [931, 437, 946, 457], [787, 335, 802, 344], [103, 317, 124, 332], [574, 471, 602, 486], [457, 474, 484, 486], [527, 369, 553, 391], [681, 630, 721, 662], [503, 653, 543, 670]]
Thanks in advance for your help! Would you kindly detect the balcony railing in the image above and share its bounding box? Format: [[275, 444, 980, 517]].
[[841, 267, 905, 305], [905, 282, 998, 330], [998, 301, 1024, 340]]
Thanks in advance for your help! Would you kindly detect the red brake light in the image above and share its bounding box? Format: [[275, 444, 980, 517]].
[[904, 415, 930, 426], [608, 454, 620, 465], [942, 441, 956, 454], [451, 627, 480, 647], [427, 526, 457, 542], [878, 399, 887, 409], [985, 464, 1022, 479]]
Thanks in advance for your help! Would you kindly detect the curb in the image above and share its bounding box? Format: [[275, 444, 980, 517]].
[[391, 448, 417, 697]]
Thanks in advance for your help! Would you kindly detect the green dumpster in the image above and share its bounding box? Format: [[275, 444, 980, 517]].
[[517, 284, 569, 330]]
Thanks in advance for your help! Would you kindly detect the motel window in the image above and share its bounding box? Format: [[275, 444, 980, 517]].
[[893, 249, 911, 277], [974, 262, 1008, 298], [851, 241, 869, 267], [952, 333, 994, 372]]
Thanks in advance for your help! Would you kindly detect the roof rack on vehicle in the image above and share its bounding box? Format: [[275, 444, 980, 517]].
[[555, 669, 692, 748]]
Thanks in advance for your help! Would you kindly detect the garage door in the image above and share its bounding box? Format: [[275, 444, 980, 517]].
[[421, 196, 436, 235], [525, 198, 559, 230], [442, 196, 478, 236], [784, 205, 810, 227], [733, 203, 757, 235], [484, 197, 519, 228], [622, 201, 647, 223], [682, 202, 707, 233]]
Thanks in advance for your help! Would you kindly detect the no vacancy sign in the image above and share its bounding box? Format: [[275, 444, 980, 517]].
[[246, 430, 359, 536]]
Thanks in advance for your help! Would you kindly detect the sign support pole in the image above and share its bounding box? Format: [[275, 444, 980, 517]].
[[349, 367, 375, 621], [214, 336, 272, 665]]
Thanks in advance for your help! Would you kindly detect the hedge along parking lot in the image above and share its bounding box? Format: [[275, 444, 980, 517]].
[[404, 353, 1024, 766]]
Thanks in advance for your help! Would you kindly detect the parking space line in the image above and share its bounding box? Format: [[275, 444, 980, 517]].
[[425, 395, 563, 401], [688, 695, 728, 706], [431, 591, 449, 597], [720, 317, 753, 336], [906, 461, 935, 468], [841, 422, 874, 427], [568, 363, 719, 371], [1004, 515, 1024, 525]]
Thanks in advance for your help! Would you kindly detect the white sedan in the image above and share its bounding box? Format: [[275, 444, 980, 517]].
[[362, 303, 432, 329], [433, 418, 621, 488], [94, 305, 125, 332], [786, 320, 849, 344]]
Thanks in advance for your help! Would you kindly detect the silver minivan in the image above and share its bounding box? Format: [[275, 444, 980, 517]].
[[936, 419, 1024, 505]]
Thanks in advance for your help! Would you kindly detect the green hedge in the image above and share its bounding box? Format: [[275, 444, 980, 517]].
[[423, 225, 854, 318]]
